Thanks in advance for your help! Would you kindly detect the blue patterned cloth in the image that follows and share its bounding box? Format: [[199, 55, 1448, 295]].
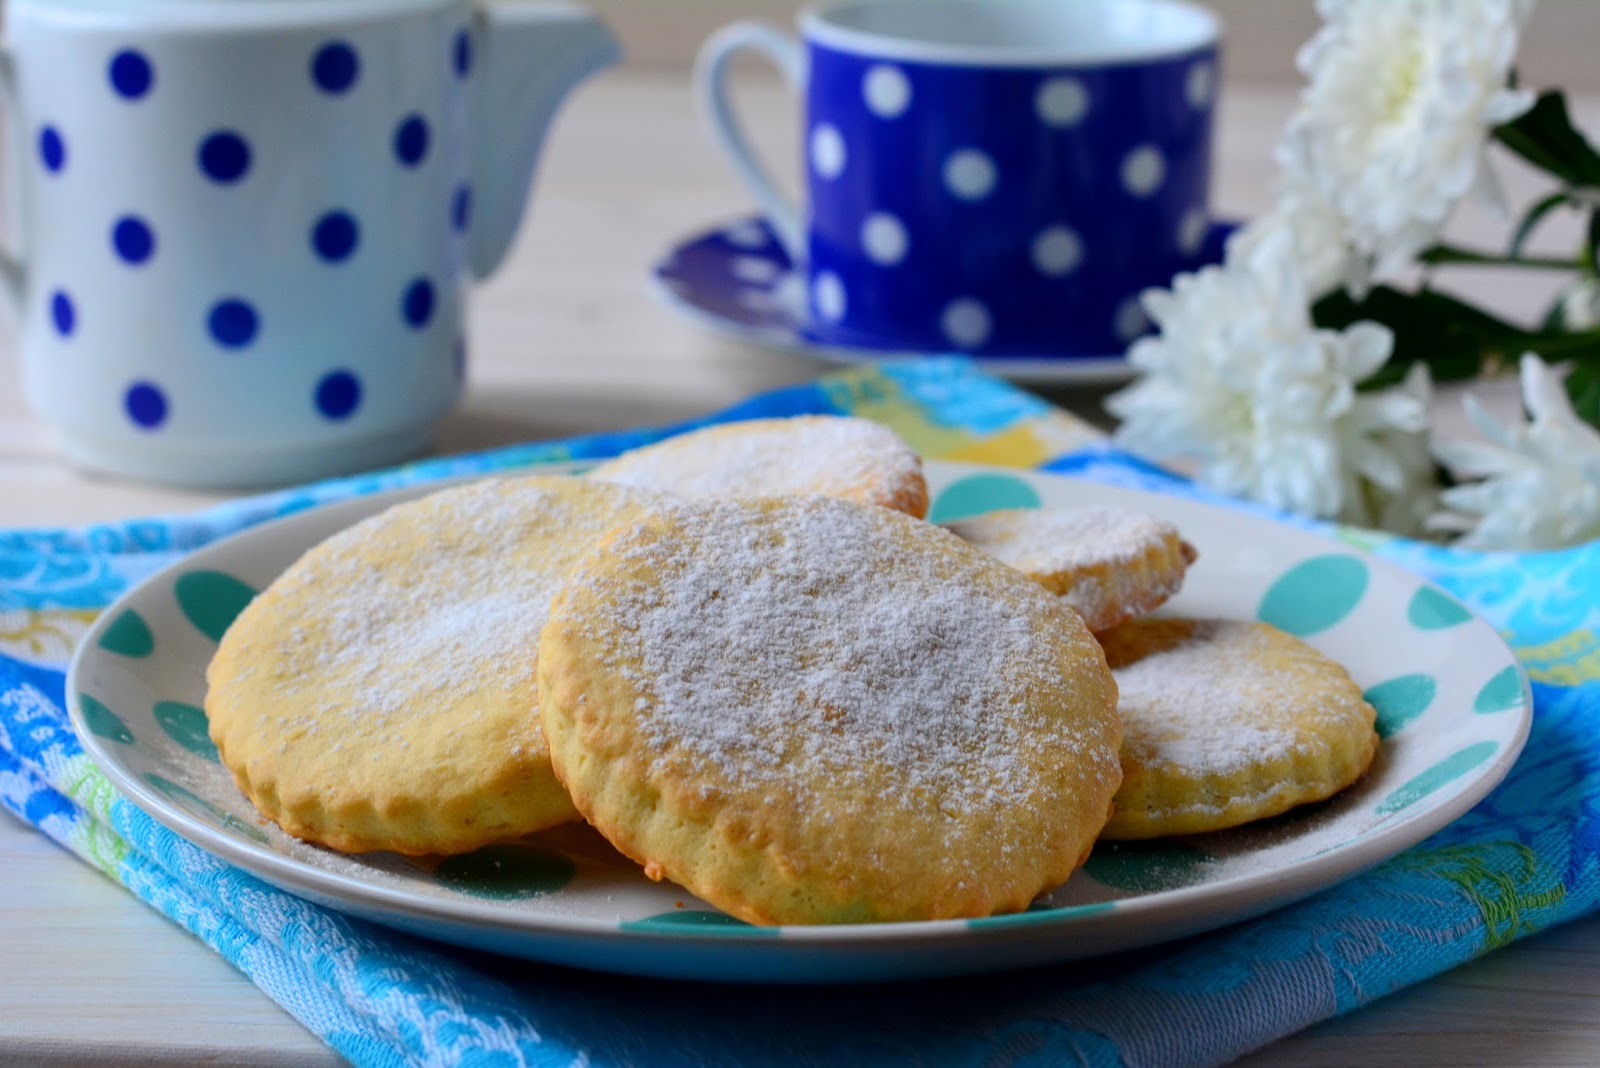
[[1, 359, 1595, 1067]]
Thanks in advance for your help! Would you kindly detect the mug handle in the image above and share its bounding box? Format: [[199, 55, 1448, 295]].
[[0, 49, 27, 307], [694, 22, 806, 264]]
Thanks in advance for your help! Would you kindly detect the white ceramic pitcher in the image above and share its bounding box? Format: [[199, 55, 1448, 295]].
[[4, 0, 617, 486]]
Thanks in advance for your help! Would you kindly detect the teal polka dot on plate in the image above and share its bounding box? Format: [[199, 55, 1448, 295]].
[[1407, 585, 1472, 630], [620, 911, 776, 935], [1474, 666, 1524, 714], [1376, 741, 1499, 816], [1082, 840, 1214, 893], [145, 773, 268, 843], [174, 571, 258, 641], [79, 694, 135, 744], [97, 608, 154, 658], [927, 473, 1041, 523], [1364, 674, 1437, 738], [1257, 555, 1368, 636], [433, 844, 576, 899], [153, 700, 219, 761]]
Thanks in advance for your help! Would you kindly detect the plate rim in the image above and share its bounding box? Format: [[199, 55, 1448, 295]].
[[66, 461, 1534, 969]]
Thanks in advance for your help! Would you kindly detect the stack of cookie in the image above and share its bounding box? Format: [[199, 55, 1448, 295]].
[[205, 416, 1377, 925]]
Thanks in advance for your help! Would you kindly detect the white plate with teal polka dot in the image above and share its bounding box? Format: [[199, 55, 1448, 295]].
[[69, 461, 1531, 982]]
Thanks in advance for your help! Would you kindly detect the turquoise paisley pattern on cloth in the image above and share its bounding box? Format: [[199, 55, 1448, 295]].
[[1, 358, 1596, 1067]]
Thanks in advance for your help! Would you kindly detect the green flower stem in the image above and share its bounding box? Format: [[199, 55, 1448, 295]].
[[1419, 244, 1582, 270], [1521, 328, 1600, 358], [1583, 211, 1600, 276]]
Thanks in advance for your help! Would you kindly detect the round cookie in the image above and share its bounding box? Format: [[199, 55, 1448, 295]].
[[585, 415, 930, 518], [205, 475, 662, 856], [1097, 618, 1379, 840], [943, 505, 1197, 632], [538, 494, 1123, 925]]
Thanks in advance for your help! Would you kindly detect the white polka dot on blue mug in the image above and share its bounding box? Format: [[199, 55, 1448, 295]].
[[699, 0, 1221, 359], [7, 0, 618, 487]]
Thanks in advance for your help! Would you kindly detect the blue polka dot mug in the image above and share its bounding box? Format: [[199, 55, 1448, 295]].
[[5, 0, 617, 486], [697, 0, 1220, 360]]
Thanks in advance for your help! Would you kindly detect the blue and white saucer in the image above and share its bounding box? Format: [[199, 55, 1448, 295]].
[[650, 215, 1234, 386]]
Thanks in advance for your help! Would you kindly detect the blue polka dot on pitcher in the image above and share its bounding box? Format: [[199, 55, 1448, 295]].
[[312, 40, 360, 94], [208, 299, 259, 349], [125, 382, 168, 429], [394, 115, 430, 166], [109, 50, 154, 100], [312, 211, 360, 262], [113, 216, 156, 265], [316, 370, 362, 420], [51, 291, 75, 336], [38, 127, 66, 172], [199, 131, 251, 183], [402, 278, 435, 327]]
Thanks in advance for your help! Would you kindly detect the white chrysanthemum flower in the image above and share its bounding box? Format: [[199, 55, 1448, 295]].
[[1226, 178, 1351, 300], [1431, 356, 1600, 549], [1106, 232, 1426, 523], [1551, 275, 1600, 332], [1282, 0, 1536, 291], [1343, 363, 1440, 536]]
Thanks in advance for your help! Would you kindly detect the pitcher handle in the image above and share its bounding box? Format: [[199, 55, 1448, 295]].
[[695, 22, 806, 265], [467, 0, 619, 281], [0, 48, 28, 308]]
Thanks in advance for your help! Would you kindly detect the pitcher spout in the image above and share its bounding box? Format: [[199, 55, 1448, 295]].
[[468, 1, 619, 280]]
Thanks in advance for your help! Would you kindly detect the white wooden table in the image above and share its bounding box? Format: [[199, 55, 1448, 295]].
[[4, 68, 1599, 1067]]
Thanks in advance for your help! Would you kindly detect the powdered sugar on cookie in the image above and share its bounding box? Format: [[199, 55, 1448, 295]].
[[1110, 624, 1307, 776], [1099, 618, 1379, 839], [587, 416, 928, 517], [267, 479, 652, 724], [576, 496, 1115, 815], [204, 475, 665, 855], [538, 493, 1124, 923], [945, 505, 1197, 632]]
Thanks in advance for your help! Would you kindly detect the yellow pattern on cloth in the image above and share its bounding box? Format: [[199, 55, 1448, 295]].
[[0, 609, 98, 665], [819, 367, 1101, 465], [1515, 630, 1600, 687]]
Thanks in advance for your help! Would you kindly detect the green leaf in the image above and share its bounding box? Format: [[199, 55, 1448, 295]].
[[1493, 90, 1600, 186], [1564, 362, 1600, 430], [1520, 327, 1600, 361], [1586, 210, 1600, 276], [1508, 192, 1573, 259], [1542, 294, 1566, 333], [1314, 285, 1534, 388], [1315, 286, 1522, 337]]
